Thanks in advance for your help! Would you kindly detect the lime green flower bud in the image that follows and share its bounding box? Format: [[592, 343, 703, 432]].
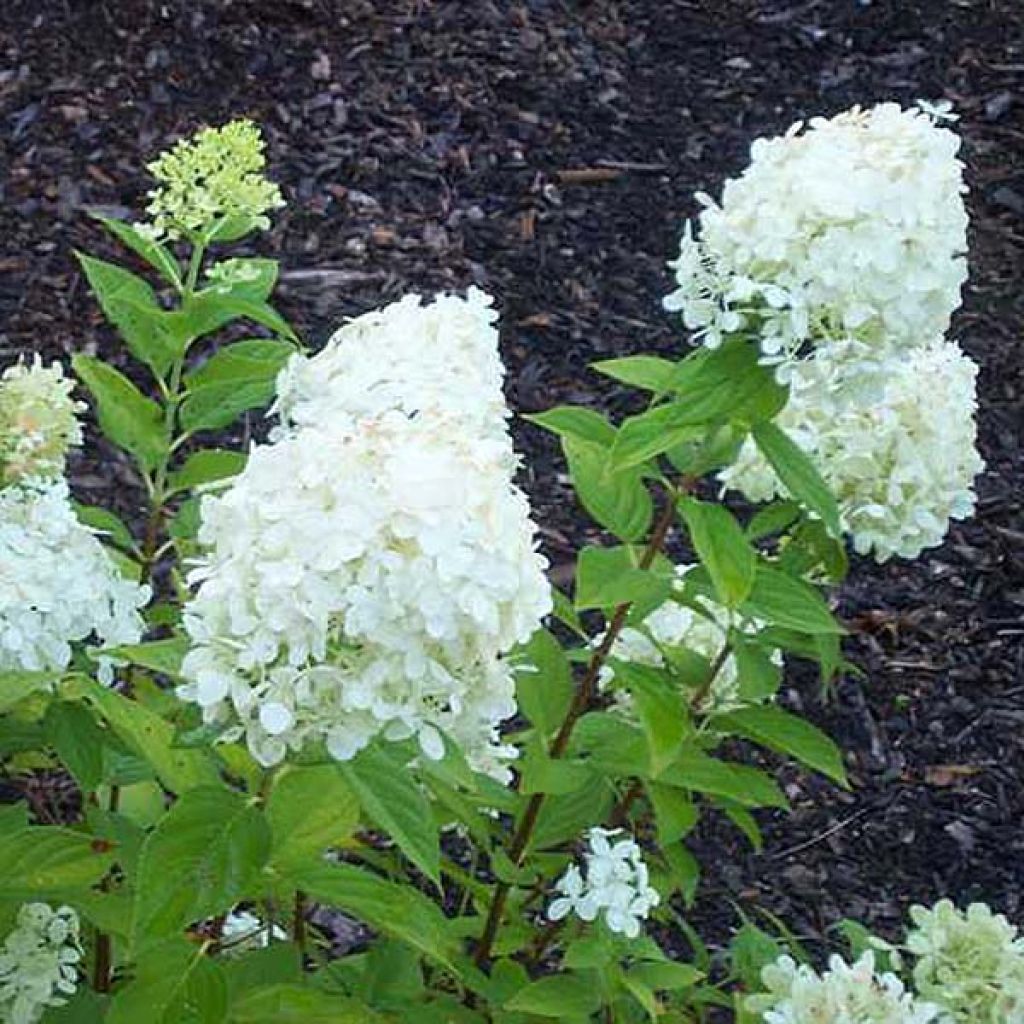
[[0, 357, 84, 487], [142, 119, 284, 242]]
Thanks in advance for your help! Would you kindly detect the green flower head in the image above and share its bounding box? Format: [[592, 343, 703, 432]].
[[906, 900, 1024, 1023], [142, 119, 285, 243], [0, 357, 84, 488]]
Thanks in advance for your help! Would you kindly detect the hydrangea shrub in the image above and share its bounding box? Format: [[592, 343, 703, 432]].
[[0, 107, 1005, 1023]]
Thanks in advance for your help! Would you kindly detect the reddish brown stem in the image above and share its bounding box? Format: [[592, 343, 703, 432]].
[[473, 481, 685, 969]]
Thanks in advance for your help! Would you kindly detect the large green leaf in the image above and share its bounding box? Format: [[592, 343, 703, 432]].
[[660, 749, 787, 809], [529, 774, 614, 852], [505, 973, 602, 1017], [714, 705, 847, 785], [295, 861, 459, 970], [180, 340, 294, 434], [591, 356, 676, 392], [574, 546, 672, 612], [679, 499, 756, 608], [751, 421, 840, 537], [338, 744, 440, 886], [70, 677, 218, 793], [266, 765, 360, 875], [229, 984, 380, 1023], [524, 406, 615, 446], [742, 565, 843, 635], [0, 671, 56, 713], [76, 252, 183, 375], [45, 702, 107, 792], [0, 826, 115, 896], [612, 342, 783, 469], [168, 449, 246, 495], [132, 786, 271, 944], [564, 436, 652, 542], [73, 355, 167, 472], [513, 628, 574, 739], [90, 214, 182, 289], [610, 662, 689, 777], [107, 939, 226, 1024]]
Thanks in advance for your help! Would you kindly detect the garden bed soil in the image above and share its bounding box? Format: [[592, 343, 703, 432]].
[[2, 0, 1023, 957]]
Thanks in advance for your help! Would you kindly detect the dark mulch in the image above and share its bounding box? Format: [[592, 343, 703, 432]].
[[2, 0, 1023, 957]]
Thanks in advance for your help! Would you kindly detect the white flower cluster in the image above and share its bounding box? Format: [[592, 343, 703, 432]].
[[665, 103, 982, 561], [180, 290, 551, 776], [905, 900, 1024, 1022], [747, 952, 943, 1024], [664, 102, 968, 358], [0, 357, 84, 488], [0, 904, 81, 1024], [721, 337, 984, 561], [0, 481, 150, 678], [547, 827, 660, 939], [599, 564, 777, 711]]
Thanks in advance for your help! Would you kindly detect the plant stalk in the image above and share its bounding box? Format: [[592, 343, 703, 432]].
[[473, 481, 685, 969]]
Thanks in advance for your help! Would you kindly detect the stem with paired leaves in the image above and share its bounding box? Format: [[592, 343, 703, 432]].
[[139, 241, 204, 582], [473, 478, 689, 969]]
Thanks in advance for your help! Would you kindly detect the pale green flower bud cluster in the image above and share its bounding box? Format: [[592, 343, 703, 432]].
[[747, 952, 943, 1024], [142, 119, 284, 242], [750, 900, 1024, 1024], [0, 904, 81, 1024], [906, 900, 1024, 1022], [0, 357, 84, 488]]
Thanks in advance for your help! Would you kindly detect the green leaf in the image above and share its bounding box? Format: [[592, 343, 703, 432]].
[[76, 252, 182, 375], [610, 662, 689, 777], [574, 546, 671, 611], [524, 407, 615, 446], [223, 944, 302, 1002], [732, 638, 782, 702], [68, 677, 220, 795], [90, 214, 182, 289], [45, 702, 106, 791], [592, 356, 676, 392], [679, 499, 756, 608], [660, 749, 787, 809], [72, 355, 167, 472], [751, 422, 840, 537], [0, 671, 55, 713], [714, 705, 847, 785], [648, 783, 699, 845], [338, 745, 440, 887], [99, 637, 188, 678], [530, 775, 614, 852], [204, 258, 278, 303], [42, 988, 108, 1022], [742, 565, 843, 635], [267, 766, 360, 875], [182, 290, 297, 344], [745, 500, 801, 542], [612, 342, 784, 469], [729, 923, 783, 991], [513, 629, 574, 738], [180, 340, 295, 433], [229, 985, 380, 1024], [107, 939, 226, 1024], [74, 503, 138, 553], [612, 403, 706, 470], [0, 826, 115, 896], [295, 862, 459, 971], [168, 449, 246, 495], [505, 974, 601, 1017], [629, 961, 702, 992], [520, 750, 594, 795], [133, 786, 271, 944], [564, 437, 652, 542]]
